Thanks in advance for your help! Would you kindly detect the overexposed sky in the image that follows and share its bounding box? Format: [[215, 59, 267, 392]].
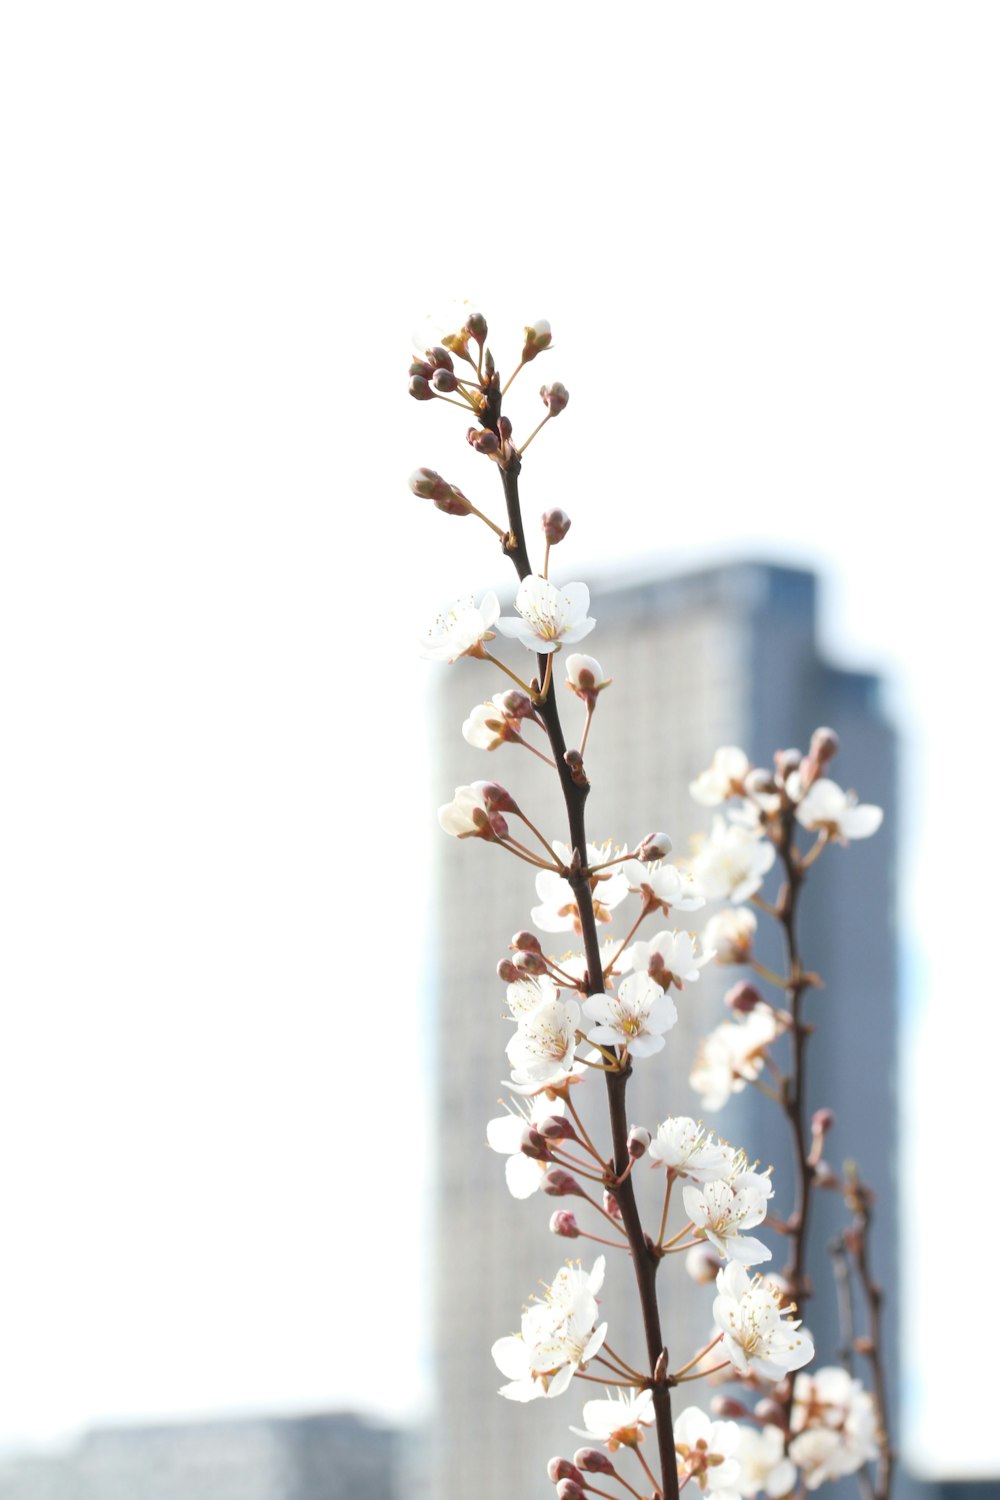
[[1, 1, 997, 1480]]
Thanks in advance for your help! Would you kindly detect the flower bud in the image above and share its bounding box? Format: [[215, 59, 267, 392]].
[[810, 726, 839, 765], [574, 1448, 616, 1475], [603, 1190, 622, 1220], [465, 312, 488, 343], [409, 375, 434, 401], [556, 1481, 586, 1500], [511, 930, 543, 955], [550, 1209, 580, 1238], [710, 1396, 749, 1420], [543, 1167, 582, 1197], [426, 345, 454, 373], [498, 414, 512, 441], [635, 831, 672, 862], [408, 468, 473, 517], [408, 359, 433, 379], [538, 1115, 577, 1142], [541, 381, 569, 416], [479, 782, 518, 814], [467, 426, 500, 455], [565, 653, 610, 710], [513, 950, 548, 976], [488, 813, 509, 840], [627, 1125, 650, 1159], [431, 367, 459, 393], [497, 958, 519, 983], [495, 689, 535, 721], [542, 508, 572, 545], [522, 319, 552, 362], [774, 747, 802, 781], [483, 347, 495, 378], [812, 1107, 835, 1136], [524, 1129, 553, 1161], [547, 1458, 584, 1486], [564, 748, 588, 785], [724, 980, 764, 1015], [686, 1244, 724, 1284]]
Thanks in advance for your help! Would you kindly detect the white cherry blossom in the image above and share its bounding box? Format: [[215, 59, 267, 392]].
[[621, 928, 713, 989], [505, 973, 561, 1020], [583, 973, 678, 1059], [505, 997, 581, 1086], [487, 1094, 567, 1200], [683, 1169, 774, 1264], [421, 592, 500, 663], [794, 778, 883, 843], [704, 908, 757, 965], [690, 1005, 782, 1110], [624, 859, 705, 914], [712, 1263, 814, 1380], [692, 818, 776, 904], [496, 574, 596, 654], [462, 697, 524, 751], [788, 1367, 878, 1486], [570, 1386, 655, 1449], [438, 783, 504, 840], [492, 1257, 607, 1401], [648, 1117, 734, 1182], [690, 747, 751, 806], [734, 1425, 797, 1498], [673, 1407, 743, 1500], [533, 843, 629, 934], [558, 939, 627, 987]]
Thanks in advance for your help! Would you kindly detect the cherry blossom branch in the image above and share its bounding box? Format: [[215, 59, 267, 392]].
[[483, 389, 680, 1500], [843, 1167, 893, 1500]]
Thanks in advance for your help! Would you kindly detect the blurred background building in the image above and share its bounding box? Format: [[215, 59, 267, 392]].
[[0, 1412, 399, 1500], [427, 560, 905, 1500]]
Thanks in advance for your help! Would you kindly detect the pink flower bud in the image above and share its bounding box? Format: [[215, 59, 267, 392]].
[[541, 509, 572, 546], [431, 367, 459, 393], [547, 1458, 584, 1486], [408, 359, 433, 379], [479, 782, 518, 814], [467, 427, 500, 455], [497, 958, 519, 983], [498, 414, 512, 440], [724, 980, 764, 1015], [685, 1244, 724, 1284], [745, 767, 778, 797], [810, 726, 839, 765], [488, 813, 509, 840], [538, 1115, 577, 1141], [524, 1130, 553, 1161], [512, 951, 547, 976], [627, 1126, 650, 1159], [574, 1448, 615, 1475], [427, 345, 454, 373], [495, 689, 535, 721], [603, 1189, 622, 1220], [556, 1481, 586, 1500], [635, 831, 672, 862], [543, 1167, 581, 1197], [465, 312, 488, 343], [710, 1396, 749, 1419], [812, 1107, 835, 1136], [550, 1210, 580, 1237], [541, 382, 569, 415], [408, 468, 472, 517], [522, 319, 552, 362], [814, 1159, 840, 1189], [774, 747, 802, 781], [511, 930, 543, 955], [408, 375, 433, 401]]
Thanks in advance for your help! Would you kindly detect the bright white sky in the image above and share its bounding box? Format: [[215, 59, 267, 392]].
[[1, 1, 997, 1481]]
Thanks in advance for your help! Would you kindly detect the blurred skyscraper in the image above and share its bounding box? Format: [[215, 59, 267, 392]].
[[428, 561, 901, 1500]]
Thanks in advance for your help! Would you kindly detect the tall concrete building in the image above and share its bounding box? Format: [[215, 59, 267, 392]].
[[428, 561, 899, 1500]]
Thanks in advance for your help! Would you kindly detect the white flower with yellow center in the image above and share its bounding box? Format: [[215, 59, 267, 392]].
[[421, 591, 500, 664], [621, 928, 713, 989], [692, 818, 776, 905], [690, 1005, 782, 1111], [487, 1094, 567, 1200], [734, 1425, 797, 1498], [690, 746, 751, 806], [505, 997, 581, 1085], [673, 1406, 743, 1500], [570, 1386, 655, 1450], [648, 1117, 734, 1182], [793, 778, 883, 843], [712, 1263, 814, 1380], [505, 973, 560, 1020], [497, 575, 596, 655], [683, 1170, 773, 1265], [583, 973, 677, 1059], [624, 859, 705, 914], [492, 1256, 607, 1402], [704, 908, 757, 965]]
